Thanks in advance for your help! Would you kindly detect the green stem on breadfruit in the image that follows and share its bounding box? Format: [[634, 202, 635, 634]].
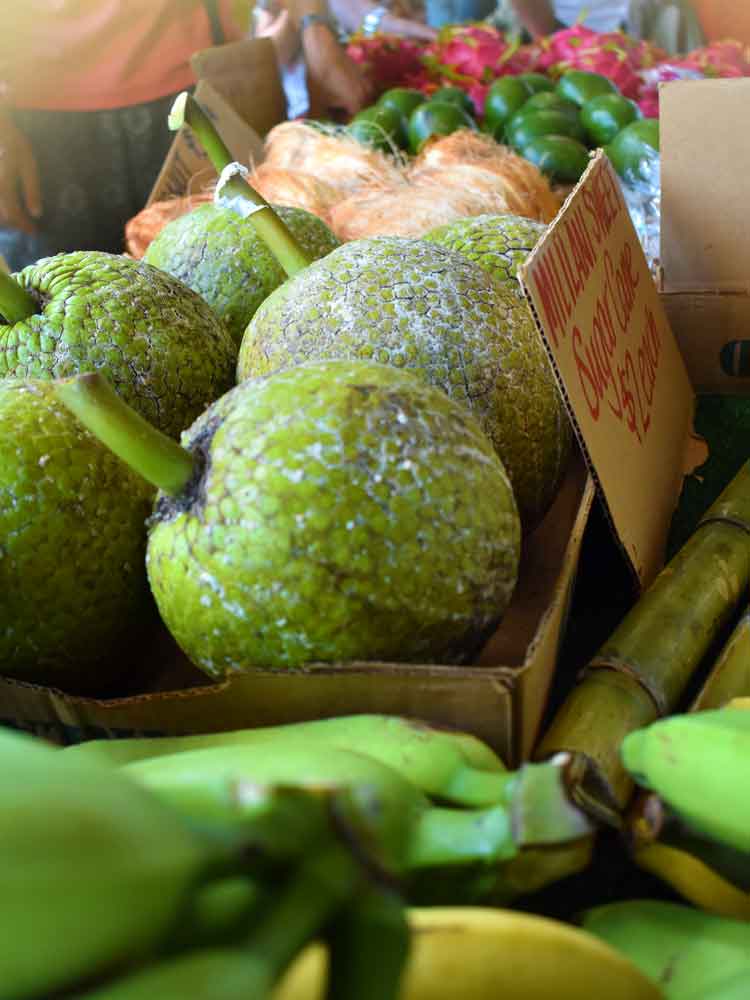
[[170, 91, 311, 277], [55, 372, 196, 496], [0, 268, 39, 324]]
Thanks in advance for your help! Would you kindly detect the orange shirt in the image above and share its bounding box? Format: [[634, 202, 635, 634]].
[[1, 2, 249, 111], [693, 1, 750, 45]]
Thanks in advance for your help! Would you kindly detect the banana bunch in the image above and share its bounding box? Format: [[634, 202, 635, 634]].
[[64, 714, 593, 900], [2, 723, 418, 999], [582, 899, 750, 998], [621, 704, 750, 918]]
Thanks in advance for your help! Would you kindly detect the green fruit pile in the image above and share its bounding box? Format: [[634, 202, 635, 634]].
[[346, 70, 658, 189], [484, 69, 649, 185]]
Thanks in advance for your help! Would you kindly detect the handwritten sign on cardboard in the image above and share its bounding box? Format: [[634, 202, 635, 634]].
[[519, 152, 694, 586]]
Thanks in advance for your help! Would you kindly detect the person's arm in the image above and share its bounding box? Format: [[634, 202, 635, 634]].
[[330, 0, 438, 41], [509, 0, 559, 37], [280, 1, 374, 117], [0, 109, 41, 234]]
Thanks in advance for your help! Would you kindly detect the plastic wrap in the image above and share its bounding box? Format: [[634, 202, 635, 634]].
[[619, 148, 661, 275]]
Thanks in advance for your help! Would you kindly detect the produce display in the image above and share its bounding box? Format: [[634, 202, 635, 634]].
[[4, 14, 750, 998]]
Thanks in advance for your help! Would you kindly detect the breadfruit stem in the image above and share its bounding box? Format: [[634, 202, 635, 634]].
[[55, 372, 196, 496], [169, 91, 311, 277], [0, 269, 38, 324]]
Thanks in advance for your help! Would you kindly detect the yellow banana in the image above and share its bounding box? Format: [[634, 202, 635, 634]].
[[726, 697, 750, 709], [275, 907, 662, 1000], [634, 843, 750, 921]]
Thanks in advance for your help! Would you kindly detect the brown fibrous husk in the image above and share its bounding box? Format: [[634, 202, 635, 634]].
[[260, 121, 407, 195], [329, 175, 519, 241], [409, 130, 562, 224], [124, 190, 214, 258], [249, 163, 341, 224]]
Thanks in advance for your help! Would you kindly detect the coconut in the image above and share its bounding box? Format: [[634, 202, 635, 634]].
[[260, 121, 406, 195], [250, 164, 340, 224]]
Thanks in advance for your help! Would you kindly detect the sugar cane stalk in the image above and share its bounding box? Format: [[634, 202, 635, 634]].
[[536, 461, 750, 826]]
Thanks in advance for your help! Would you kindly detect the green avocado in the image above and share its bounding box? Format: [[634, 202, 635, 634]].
[[146, 359, 521, 674], [407, 101, 477, 154], [505, 108, 587, 152], [0, 252, 235, 439], [521, 135, 591, 184], [238, 236, 570, 531], [0, 380, 154, 692], [428, 86, 476, 117], [521, 92, 581, 118], [482, 77, 533, 135], [556, 70, 618, 107], [605, 118, 660, 182], [145, 204, 339, 347], [348, 104, 405, 150], [516, 72, 554, 95], [581, 93, 641, 147], [376, 86, 425, 120]]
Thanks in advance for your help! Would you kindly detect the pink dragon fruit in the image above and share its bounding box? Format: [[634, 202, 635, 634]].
[[346, 34, 424, 97], [677, 40, 750, 77], [536, 26, 667, 101], [422, 24, 538, 85]]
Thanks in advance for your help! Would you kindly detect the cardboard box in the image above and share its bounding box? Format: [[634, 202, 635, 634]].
[[147, 37, 286, 207], [658, 78, 750, 398]]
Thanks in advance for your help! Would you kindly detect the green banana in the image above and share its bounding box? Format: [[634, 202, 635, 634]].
[[0, 727, 248, 1000], [323, 888, 410, 1000], [71, 949, 278, 999], [63, 714, 507, 806], [76, 838, 367, 999], [123, 743, 590, 882], [680, 968, 750, 1000], [621, 708, 750, 852], [581, 900, 750, 998]]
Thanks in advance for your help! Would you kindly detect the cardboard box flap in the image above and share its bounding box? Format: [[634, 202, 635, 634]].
[[519, 152, 694, 588], [147, 80, 265, 206], [661, 78, 750, 293]]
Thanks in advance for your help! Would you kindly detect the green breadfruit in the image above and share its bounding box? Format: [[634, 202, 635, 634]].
[[238, 237, 571, 531], [1, 252, 236, 439], [146, 360, 521, 676], [423, 213, 548, 297], [0, 380, 154, 691], [144, 204, 340, 345]]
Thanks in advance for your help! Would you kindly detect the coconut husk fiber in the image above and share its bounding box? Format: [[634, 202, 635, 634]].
[[249, 164, 341, 225], [260, 121, 406, 195], [328, 175, 522, 241], [124, 190, 213, 259], [409, 131, 562, 224]]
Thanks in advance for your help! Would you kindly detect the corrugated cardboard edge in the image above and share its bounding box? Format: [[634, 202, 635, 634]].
[[518, 155, 641, 594], [147, 80, 266, 207], [519, 150, 695, 590], [515, 471, 595, 761]]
